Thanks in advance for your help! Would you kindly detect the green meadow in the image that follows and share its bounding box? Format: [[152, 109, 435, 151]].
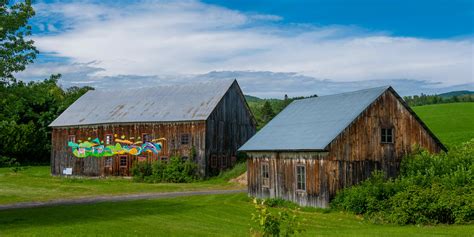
[[1, 193, 472, 237], [412, 102, 473, 147]]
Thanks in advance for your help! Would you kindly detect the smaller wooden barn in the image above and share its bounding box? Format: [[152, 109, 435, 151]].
[[239, 86, 446, 208], [49, 79, 256, 177]]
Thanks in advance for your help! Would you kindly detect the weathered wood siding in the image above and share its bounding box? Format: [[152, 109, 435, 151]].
[[247, 89, 444, 207], [206, 81, 256, 175], [51, 121, 206, 176], [248, 152, 331, 207]]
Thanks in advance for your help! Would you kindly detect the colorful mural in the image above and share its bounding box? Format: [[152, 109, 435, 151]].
[[68, 135, 165, 158]]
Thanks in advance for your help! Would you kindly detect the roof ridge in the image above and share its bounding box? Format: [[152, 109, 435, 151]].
[[293, 85, 391, 103]]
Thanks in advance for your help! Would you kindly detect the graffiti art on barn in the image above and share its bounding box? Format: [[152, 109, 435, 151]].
[[68, 136, 166, 158]]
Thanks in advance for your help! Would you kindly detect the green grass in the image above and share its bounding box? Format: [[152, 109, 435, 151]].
[[0, 166, 242, 205], [0, 193, 472, 236], [413, 102, 474, 147]]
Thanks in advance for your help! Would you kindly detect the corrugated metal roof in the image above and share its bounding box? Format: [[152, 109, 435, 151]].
[[239, 86, 390, 151], [50, 79, 236, 127]]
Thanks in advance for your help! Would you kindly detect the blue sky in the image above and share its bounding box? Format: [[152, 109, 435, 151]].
[[18, 0, 473, 97], [203, 0, 473, 38]]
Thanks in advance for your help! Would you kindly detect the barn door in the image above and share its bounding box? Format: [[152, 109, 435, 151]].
[[118, 155, 129, 176]]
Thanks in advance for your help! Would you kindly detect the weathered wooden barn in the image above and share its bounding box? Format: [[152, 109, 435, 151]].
[[49, 79, 256, 177], [239, 86, 446, 208]]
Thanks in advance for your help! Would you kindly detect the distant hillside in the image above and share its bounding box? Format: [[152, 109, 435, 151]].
[[438, 90, 474, 98], [244, 95, 263, 103]]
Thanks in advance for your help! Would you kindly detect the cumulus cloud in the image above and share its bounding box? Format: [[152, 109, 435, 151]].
[[22, 0, 473, 94]]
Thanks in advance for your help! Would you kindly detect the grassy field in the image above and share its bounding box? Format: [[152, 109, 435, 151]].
[[412, 102, 473, 147], [0, 166, 242, 205], [0, 193, 472, 237]]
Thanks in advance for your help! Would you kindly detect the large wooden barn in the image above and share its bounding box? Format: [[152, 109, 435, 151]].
[[49, 79, 256, 177], [239, 86, 446, 208]]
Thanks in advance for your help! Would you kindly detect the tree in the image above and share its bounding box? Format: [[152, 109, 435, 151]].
[[261, 101, 275, 123], [0, 0, 38, 84]]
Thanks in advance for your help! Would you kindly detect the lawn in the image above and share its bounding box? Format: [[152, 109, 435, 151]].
[[0, 193, 472, 237], [413, 102, 474, 147], [0, 166, 242, 205]]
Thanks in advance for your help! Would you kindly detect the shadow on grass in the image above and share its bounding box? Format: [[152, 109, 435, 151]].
[[0, 198, 202, 230]]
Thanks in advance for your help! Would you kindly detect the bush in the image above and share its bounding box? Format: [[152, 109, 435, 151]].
[[332, 139, 474, 225], [131, 156, 198, 183], [250, 198, 305, 237]]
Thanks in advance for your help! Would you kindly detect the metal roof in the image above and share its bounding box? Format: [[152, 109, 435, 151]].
[[50, 79, 236, 127], [239, 86, 390, 151]]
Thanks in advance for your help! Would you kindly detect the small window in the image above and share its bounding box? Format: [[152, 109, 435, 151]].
[[211, 154, 218, 168], [160, 157, 168, 163], [296, 165, 306, 191], [182, 156, 189, 161], [221, 154, 227, 168], [381, 128, 394, 143], [68, 135, 76, 143], [181, 134, 190, 145], [120, 156, 127, 167], [105, 134, 113, 145], [143, 134, 150, 142], [104, 157, 113, 167], [261, 163, 270, 188]]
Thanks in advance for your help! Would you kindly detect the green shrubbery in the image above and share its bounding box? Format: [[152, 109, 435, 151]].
[[250, 198, 305, 237], [131, 156, 198, 183], [332, 139, 474, 225]]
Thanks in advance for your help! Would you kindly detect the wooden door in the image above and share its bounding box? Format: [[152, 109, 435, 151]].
[[118, 155, 129, 176]]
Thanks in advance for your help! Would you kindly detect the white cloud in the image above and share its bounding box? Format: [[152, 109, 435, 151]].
[[29, 0, 473, 89]]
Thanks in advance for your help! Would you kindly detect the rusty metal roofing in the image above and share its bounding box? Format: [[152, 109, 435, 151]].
[[50, 79, 236, 127], [239, 86, 391, 151]]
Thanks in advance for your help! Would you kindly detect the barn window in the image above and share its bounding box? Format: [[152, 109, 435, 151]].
[[296, 165, 306, 191], [182, 156, 189, 161], [261, 163, 270, 188], [181, 134, 190, 145], [68, 135, 76, 143], [221, 154, 227, 168], [160, 156, 168, 163], [143, 133, 150, 142], [381, 128, 394, 143], [105, 134, 113, 145], [104, 157, 113, 167], [120, 156, 127, 167], [211, 154, 218, 168]]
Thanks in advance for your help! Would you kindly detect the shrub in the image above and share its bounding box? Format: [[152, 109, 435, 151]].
[[250, 198, 305, 237], [131, 156, 198, 183], [332, 139, 474, 225]]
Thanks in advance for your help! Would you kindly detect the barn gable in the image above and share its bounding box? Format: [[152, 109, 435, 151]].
[[49, 79, 236, 127], [239, 86, 445, 152]]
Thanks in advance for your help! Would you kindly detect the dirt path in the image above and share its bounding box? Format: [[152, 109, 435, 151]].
[[0, 189, 246, 211]]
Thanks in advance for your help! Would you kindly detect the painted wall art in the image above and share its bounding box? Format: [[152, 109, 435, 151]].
[[68, 135, 165, 158]]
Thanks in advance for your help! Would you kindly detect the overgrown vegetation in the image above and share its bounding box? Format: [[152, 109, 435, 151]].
[[0, 76, 93, 165], [251, 198, 306, 237], [131, 156, 198, 183], [332, 140, 474, 225]]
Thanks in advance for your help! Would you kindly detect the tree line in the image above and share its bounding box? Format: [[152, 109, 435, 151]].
[[403, 93, 474, 107]]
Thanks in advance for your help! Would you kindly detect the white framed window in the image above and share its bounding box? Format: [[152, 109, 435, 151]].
[[105, 134, 113, 145], [261, 162, 270, 188], [381, 128, 394, 143], [296, 165, 306, 191]]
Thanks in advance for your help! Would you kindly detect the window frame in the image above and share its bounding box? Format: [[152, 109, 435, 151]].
[[180, 133, 190, 145], [296, 164, 306, 192], [104, 157, 113, 167], [68, 135, 76, 143], [119, 156, 128, 167], [160, 156, 169, 163], [104, 134, 113, 145], [381, 128, 394, 144], [210, 154, 218, 168], [142, 133, 150, 143], [261, 162, 270, 188]]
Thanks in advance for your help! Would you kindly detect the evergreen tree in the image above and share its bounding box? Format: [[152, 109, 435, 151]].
[[261, 101, 275, 123]]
